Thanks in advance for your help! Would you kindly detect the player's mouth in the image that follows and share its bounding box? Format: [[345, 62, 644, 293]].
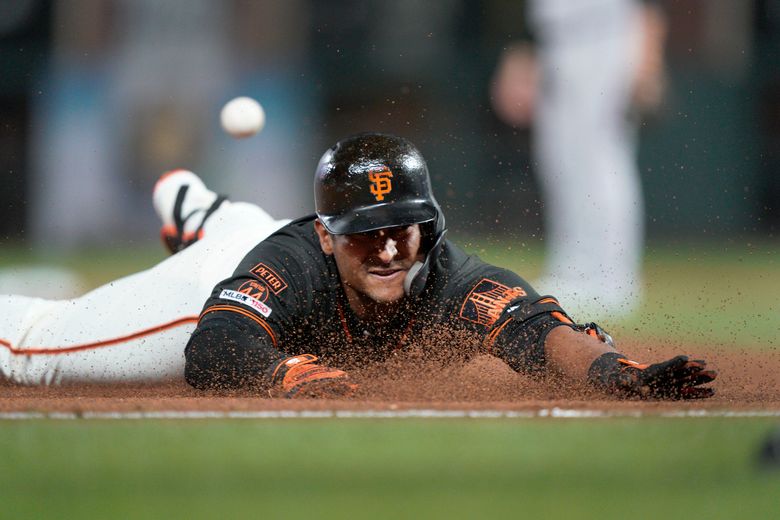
[[367, 267, 406, 281]]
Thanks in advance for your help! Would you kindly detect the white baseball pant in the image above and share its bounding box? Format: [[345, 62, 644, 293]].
[[0, 201, 289, 385]]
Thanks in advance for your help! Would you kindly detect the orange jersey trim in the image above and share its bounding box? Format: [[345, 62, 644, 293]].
[[551, 311, 573, 325], [200, 305, 278, 348], [483, 318, 513, 352], [537, 297, 573, 324], [0, 316, 199, 356]]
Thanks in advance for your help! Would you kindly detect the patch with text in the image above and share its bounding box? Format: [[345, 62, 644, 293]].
[[459, 278, 527, 327], [250, 263, 288, 295], [219, 289, 272, 318], [238, 280, 270, 302]]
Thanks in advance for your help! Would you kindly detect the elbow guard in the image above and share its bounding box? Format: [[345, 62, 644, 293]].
[[484, 296, 575, 373]]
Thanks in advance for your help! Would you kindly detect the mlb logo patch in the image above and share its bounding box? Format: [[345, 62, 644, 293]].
[[219, 289, 272, 318]]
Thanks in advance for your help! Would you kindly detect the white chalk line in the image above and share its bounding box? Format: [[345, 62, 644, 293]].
[[1, 408, 779, 420]]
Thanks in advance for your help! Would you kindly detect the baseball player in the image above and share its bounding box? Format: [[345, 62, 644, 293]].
[[492, 0, 666, 318], [0, 133, 716, 399]]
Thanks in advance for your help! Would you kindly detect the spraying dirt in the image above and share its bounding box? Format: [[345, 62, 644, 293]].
[[1, 338, 776, 414]]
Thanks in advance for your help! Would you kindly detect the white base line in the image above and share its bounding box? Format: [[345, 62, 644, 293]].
[[1, 408, 779, 420]]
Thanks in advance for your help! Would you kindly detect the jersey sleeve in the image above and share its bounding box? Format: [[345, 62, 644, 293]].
[[451, 266, 576, 374], [184, 234, 313, 391]]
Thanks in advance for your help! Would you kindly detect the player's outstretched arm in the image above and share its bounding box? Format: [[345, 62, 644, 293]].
[[544, 326, 717, 399]]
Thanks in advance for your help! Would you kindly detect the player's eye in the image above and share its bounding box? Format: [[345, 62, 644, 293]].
[[390, 226, 412, 239], [378, 226, 410, 241], [345, 225, 414, 249], [352, 226, 404, 241], [350, 231, 381, 242]]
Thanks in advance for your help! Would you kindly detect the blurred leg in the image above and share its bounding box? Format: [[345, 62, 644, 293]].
[[0, 200, 289, 384], [533, 3, 644, 319]]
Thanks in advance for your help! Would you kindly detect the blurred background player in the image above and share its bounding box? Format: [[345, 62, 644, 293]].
[[757, 425, 780, 471], [492, 0, 668, 318]]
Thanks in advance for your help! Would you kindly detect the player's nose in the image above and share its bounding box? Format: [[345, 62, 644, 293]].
[[376, 238, 398, 263]]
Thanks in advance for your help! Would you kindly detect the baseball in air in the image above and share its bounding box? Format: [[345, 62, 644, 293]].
[[220, 96, 265, 138]]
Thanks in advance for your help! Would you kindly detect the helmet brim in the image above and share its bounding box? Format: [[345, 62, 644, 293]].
[[318, 199, 438, 235]]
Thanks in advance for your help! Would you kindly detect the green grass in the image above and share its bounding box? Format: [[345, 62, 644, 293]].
[[460, 237, 780, 347], [0, 244, 166, 289], [1, 418, 778, 519], [628, 242, 780, 347]]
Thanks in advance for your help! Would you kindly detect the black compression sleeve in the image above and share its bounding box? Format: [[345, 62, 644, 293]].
[[184, 312, 286, 391]]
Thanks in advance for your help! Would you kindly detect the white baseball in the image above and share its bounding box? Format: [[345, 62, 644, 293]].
[[220, 96, 265, 138]]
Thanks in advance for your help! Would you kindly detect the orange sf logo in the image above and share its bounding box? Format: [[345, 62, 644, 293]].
[[368, 169, 393, 201]]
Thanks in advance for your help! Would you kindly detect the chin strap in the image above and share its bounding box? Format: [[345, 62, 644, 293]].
[[403, 230, 447, 297]]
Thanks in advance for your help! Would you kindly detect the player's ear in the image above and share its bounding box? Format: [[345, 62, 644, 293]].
[[314, 219, 334, 255]]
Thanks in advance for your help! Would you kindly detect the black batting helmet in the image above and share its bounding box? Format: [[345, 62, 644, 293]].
[[314, 133, 444, 236], [314, 133, 447, 296]]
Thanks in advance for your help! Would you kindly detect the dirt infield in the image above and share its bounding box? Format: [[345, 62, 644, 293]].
[[1, 340, 778, 414]]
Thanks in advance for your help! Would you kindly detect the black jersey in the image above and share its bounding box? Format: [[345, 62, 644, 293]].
[[184, 215, 574, 390]]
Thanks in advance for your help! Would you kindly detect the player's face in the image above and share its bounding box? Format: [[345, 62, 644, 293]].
[[315, 221, 423, 310]]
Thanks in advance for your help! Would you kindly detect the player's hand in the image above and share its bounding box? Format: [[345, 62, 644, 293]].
[[589, 353, 717, 399], [271, 354, 357, 398], [615, 356, 717, 399]]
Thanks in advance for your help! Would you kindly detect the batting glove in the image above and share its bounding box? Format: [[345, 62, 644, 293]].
[[270, 354, 357, 398], [588, 352, 717, 399]]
